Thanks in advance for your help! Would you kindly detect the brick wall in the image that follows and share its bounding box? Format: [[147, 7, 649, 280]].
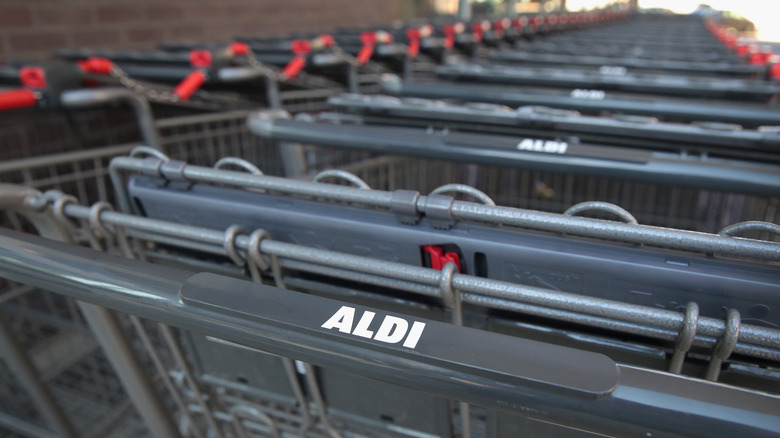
[[0, 0, 406, 64]]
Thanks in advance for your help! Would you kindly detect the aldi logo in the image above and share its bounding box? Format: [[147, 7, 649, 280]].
[[517, 138, 569, 154], [321, 306, 426, 349]]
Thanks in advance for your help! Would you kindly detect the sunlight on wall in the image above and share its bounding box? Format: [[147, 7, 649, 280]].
[[567, 0, 780, 41]]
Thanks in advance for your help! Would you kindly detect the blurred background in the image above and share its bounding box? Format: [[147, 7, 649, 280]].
[[0, 0, 772, 65]]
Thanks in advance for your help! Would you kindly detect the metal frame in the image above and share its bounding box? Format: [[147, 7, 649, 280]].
[[1, 178, 779, 436]]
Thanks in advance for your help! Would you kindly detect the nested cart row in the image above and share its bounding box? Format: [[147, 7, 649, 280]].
[[2, 8, 780, 438]]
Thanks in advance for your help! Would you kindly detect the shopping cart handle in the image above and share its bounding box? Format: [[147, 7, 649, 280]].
[[181, 272, 620, 399], [0, 88, 38, 111], [2, 229, 779, 437]]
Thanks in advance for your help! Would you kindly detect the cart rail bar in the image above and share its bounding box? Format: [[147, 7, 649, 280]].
[[1, 229, 779, 438], [246, 111, 780, 196]]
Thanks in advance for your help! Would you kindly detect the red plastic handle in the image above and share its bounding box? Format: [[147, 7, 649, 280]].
[[471, 26, 484, 43], [19, 67, 46, 89], [443, 25, 456, 49], [78, 57, 115, 75], [357, 45, 374, 65], [290, 39, 311, 56], [0, 89, 38, 111], [230, 42, 250, 56], [281, 56, 306, 80], [770, 63, 780, 82], [406, 28, 421, 58], [190, 50, 213, 68], [408, 38, 420, 58], [173, 70, 206, 101], [318, 34, 335, 47]]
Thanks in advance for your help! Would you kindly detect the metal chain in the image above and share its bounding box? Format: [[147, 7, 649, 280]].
[[109, 65, 181, 104], [245, 51, 279, 80]]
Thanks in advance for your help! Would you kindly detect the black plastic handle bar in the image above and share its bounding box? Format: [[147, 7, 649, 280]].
[[0, 229, 778, 437], [378, 78, 780, 128], [247, 112, 780, 196]]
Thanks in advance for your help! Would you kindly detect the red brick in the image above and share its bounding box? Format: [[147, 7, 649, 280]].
[[34, 6, 92, 26], [169, 25, 205, 40], [0, 7, 32, 27], [72, 29, 121, 47], [146, 5, 183, 21], [186, 5, 226, 20], [96, 5, 143, 23], [8, 31, 67, 52], [126, 27, 166, 44]]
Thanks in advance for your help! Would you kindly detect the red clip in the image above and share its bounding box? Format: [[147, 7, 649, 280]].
[[471, 22, 484, 42], [230, 42, 250, 56], [770, 63, 780, 82], [0, 89, 38, 111], [749, 50, 771, 65], [360, 31, 377, 46], [736, 44, 749, 56], [422, 246, 461, 272], [357, 32, 376, 65], [290, 39, 311, 56], [319, 34, 335, 47], [78, 57, 114, 75], [190, 50, 213, 68], [174, 70, 206, 101], [19, 67, 46, 89], [443, 25, 456, 49], [512, 18, 523, 30], [406, 28, 420, 58], [281, 56, 306, 80], [357, 45, 373, 65]]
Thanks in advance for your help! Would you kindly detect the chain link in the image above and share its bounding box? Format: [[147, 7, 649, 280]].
[[110, 66, 181, 104]]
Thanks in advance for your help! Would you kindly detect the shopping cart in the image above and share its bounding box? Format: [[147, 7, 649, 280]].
[[1, 152, 779, 438], [247, 106, 780, 235], [0, 101, 370, 437], [0, 62, 160, 160], [159, 38, 363, 113]]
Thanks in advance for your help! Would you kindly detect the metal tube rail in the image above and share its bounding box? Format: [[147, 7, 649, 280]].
[[59, 88, 160, 150], [435, 64, 780, 101], [378, 78, 780, 128], [16, 194, 780, 358], [108, 156, 780, 261], [1, 229, 779, 438], [489, 50, 767, 77], [327, 94, 780, 153]]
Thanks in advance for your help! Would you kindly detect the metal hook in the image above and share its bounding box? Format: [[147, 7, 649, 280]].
[[438, 262, 459, 310], [437, 261, 470, 438], [669, 302, 699, 374], [52, 194, 82, 238], [248, 229, 271, 271], [246, 230, 271, 283], [223, 225, 246, 267], [89, 202, 117, 238], [719, 221, 780, 240], [129, 146, 170, 162], [431, 184, 496, 206], [705, 309, 741, 381], [313, 170, 371, 189], [563, 201, 638, 225], [214, 157, 264, 175]]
